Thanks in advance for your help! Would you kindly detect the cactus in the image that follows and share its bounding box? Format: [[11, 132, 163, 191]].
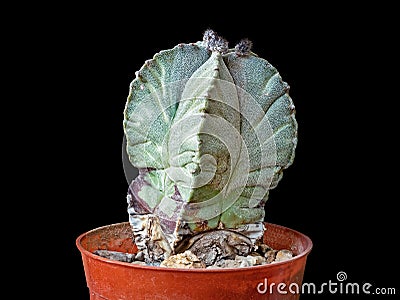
[[123, 29, 297, 265]]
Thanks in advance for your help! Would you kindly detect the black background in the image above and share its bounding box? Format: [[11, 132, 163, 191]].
[[39, 5, 398, 300]]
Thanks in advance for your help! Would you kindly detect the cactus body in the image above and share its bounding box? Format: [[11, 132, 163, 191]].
[[124, 30, 297, 264]]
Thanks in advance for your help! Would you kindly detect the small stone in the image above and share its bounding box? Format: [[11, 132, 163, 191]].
[[217, 259, 241, 268], [235, 255, 253, 266], [94, 250, 135, 263], [246, 255, 258, 265], [134, 251, 145, 261], [233, 255, 263, 267], [160, 250, 206, 269], [274, 250, 293, 262], [206, 265, 222, 269], [239, 259, 250, 268], [131, 261, 147, 266], [256, 243, 273, 255], [249, 252, 267, 265], [264, 250, 277, 263]]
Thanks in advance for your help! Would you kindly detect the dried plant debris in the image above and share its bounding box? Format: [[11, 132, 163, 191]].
[[93, 243, 293, 268], [206, 246, 293, 268], [175, 230, 253, 267]]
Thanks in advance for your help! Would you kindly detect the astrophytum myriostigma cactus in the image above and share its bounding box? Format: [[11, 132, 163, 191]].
[[123, 30, 297, 266]]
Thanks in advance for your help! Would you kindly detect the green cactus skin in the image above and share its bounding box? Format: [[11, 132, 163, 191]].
[[124, 30, 297, 264]]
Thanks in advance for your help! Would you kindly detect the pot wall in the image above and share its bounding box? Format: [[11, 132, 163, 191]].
[[77, 222, 312, 300]]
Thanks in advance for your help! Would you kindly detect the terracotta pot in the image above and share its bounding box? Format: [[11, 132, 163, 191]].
[[76, 222, 312, 300]]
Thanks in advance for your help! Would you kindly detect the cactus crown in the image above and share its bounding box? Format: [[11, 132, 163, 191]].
[[123, 29, 297, 265]]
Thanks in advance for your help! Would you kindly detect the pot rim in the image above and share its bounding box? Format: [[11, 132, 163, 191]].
[[76, 221, 312, 273]]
